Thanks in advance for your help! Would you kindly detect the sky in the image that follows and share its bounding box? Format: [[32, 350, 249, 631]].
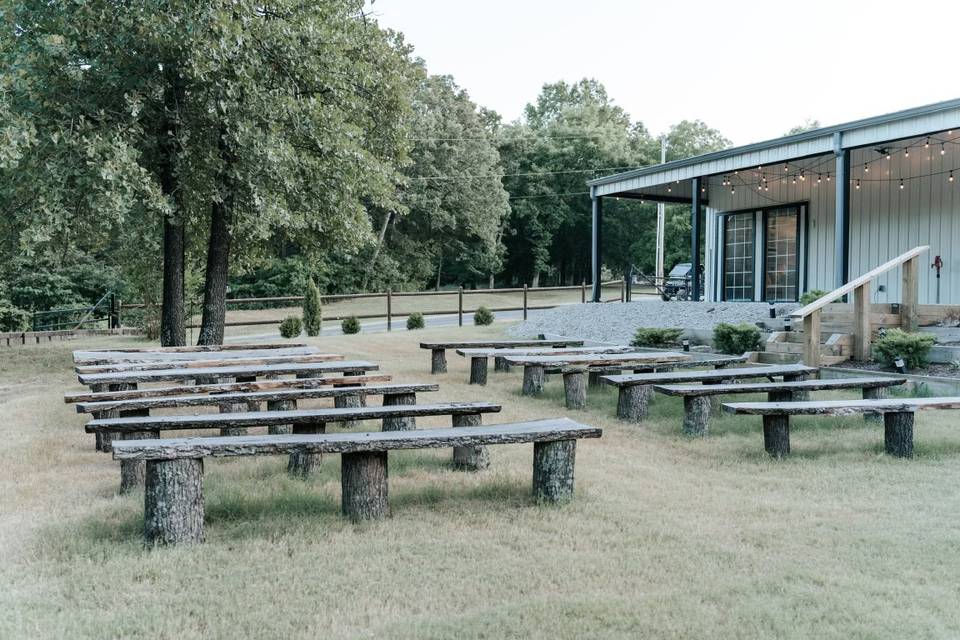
[[373, 0, 960, 146]]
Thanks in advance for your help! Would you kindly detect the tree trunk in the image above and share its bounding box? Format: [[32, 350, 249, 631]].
[[197, 127, 235, 346], [361, 211, 392, 291], [158, 67, 186, 347], [144, 458, 204, 545], [341, 451, 389, 521], [563, 371, 587, 410], [531, 271, 540, 288]]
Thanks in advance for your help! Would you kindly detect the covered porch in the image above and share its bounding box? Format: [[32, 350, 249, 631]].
[[587, 98, 960, 309]]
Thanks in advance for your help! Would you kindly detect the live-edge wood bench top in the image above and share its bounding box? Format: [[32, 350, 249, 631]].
[[86, 402, 502, 434], [77, 360, 378, 386], [504, 352, 690, 366], [111, 418, 601, 460], [76, 352, 343, 374], [75, 382, 439, 414], [602, 364, 817, 386], [723, 397, 960, 415], [655, 377, 906, 396], [420, 339, 584, 350], [455, 346, 632, 357], [73, 345, 320, 365]]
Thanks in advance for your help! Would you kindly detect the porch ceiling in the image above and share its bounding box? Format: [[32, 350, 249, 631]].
[[590, 97, 960, 197]]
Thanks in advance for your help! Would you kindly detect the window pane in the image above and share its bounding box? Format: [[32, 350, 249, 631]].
[[723, 213, 754, 301], [764, 209, 798, 302]]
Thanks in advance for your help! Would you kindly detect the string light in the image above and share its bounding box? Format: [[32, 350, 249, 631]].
[[899, 179, 905, 190], [864, 164, 869, 173], [800, 170, 805, 181], [925, 137, 930, 149], [827, 172, 831, 182], [941, 144, 946, 156], [950, 171, 955, 183], [816, 173, 822, 184], [783, 163, 789, 172], [905, 148, 910, 157], [730, 185, 735, 194], [855, 179, 861, 189]]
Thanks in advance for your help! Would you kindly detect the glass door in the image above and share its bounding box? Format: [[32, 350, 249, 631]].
[[763, 208, 800, 302], [722, 212, 755, 301]]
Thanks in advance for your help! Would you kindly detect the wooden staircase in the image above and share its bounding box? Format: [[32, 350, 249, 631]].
[[762, 329, 852, 366]]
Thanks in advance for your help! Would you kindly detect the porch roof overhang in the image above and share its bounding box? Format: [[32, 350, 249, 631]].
[[589, 97, 960, 198]]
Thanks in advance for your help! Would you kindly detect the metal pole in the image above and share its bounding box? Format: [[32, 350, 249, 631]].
[[591, 194, 603, 302], [458, 286, 463, 326], [386, 289, 392, 331], [691, 177, 702, 301], [655, 136, 667, 284], [523, 284, 528, 320], [834, 133, 850, 288]]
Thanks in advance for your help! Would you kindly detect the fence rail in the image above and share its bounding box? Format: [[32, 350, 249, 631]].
[[121, 279, 650, 332]]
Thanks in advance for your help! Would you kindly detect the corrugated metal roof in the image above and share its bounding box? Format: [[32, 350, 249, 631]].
[[589, 97, 960, 194]]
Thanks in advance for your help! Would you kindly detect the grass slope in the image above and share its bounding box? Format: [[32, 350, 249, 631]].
[[1, 325, 959, 639]]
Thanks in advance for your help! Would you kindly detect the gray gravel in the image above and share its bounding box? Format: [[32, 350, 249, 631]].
[[508, 301, 798, 344]]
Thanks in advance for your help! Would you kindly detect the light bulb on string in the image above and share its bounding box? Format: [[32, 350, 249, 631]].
[[826, 172, 831, 182], [730, 185, 735, 194], [816, 174, 822, 184], [899, 179, 905, 190], [864, 164, 869, 173], [905, 148, 910, 158], [925, 137, 930, 149], [783, 163, 789, 172], [800, 171, 805, 181], [941, 144, 946, 156], [855, 179, 861, 190], [950, 171, 955, 183]]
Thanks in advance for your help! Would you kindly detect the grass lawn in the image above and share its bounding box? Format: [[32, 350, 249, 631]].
[[2, 324, 959, 639]]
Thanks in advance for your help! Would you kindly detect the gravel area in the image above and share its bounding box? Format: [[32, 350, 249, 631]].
[[508, 301, 799, 344]]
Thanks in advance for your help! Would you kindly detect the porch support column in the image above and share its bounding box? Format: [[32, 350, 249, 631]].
[[691, 177, 702, 301], [591, 190, 603, 302], [834, 133, 850, 287]]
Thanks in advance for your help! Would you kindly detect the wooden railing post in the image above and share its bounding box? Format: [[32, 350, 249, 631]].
[[901, 256, 919, 331], [803, 310, 821, 367], [853, 281, 871, 360]]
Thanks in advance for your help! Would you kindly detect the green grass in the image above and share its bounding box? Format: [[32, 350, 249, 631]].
[[2, 326, 960, 638]]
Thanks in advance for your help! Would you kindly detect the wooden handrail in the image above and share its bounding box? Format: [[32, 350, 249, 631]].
[[789, 245, 929, 319], [788, 245, 928, 367]]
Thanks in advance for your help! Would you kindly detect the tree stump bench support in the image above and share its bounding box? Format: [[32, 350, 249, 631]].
[[431, 349, 447, 375], [114, 418, 601, 544], [469, 357, 488, 386], [562, 370, 588, 410], [522, 365, 546, 396], [382, 392, 417, 431], [494, 356, 511, 372], [452, 413, 489, 470], [862, 386, 887, 422], [617, 385, 651, 422]]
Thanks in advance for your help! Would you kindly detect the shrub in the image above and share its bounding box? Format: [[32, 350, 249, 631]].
[[713, 322, 762, 354], [302, 278, 322, 336], [630, 327, 683, 348], [406, 312, 425, 330], [799, 289, 843, 306], [872, 328, 935, 369], [341, 315, 361, 334], [473, 306, 495, 326], [278, 316, 303, 339], [0, 300, 30, 332]]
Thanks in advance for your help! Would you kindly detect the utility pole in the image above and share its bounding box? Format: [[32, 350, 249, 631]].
[[654, 136, 667, 284]]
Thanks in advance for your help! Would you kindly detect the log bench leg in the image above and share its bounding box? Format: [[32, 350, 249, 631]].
[[783, 374, 809, 401], [217, 398, 249, 436], [521, 365, 546, 396], [99, 382, 138, 452], [863, 387, 887, 423], [682, 396, 711, 436], [117, 412, 155, 493], [587, 371, 603, 388], [235, 375, 260, 411], [266, 398, 296, 435], [494, 356, 511, 373], [452, 413, 489, 470], [333, 371, 365, 428], [884, 411, 914, 458], [563, 371, 587, 410], [382, 392, 416, 431], [431, 349, 447, 374], [617, 385, 651, 422], [766, 390, 794, 403], [469, 357, 488, 385], [533, 439, 576, 503], [341, 451, 388, 521], [287, 424, 326, 478], [762, 414, 791, 458], [144, 458, 204, 545]]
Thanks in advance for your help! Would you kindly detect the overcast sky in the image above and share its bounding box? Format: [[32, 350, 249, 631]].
[[373, 0, 960, 146]]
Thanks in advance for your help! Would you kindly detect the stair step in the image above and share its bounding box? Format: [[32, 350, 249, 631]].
[[755, 351, 801, 364]]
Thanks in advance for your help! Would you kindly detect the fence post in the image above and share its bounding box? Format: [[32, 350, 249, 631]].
[[116, 298, 122, 329], [581, 280, 586, 304], [386, 289, 392, 332], [620, 278, 626, 302], [458, 287, 463, 327], [523, 284, 528, 320]]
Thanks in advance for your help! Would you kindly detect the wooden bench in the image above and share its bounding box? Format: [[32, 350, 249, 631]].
[[111, 418, 601, 545], [601, 364, 818, 422], [504, 352, 691, 399], [654, 377, 906, 436], [455, 345, 634, 385], [722, 396, 960, 458], [73, 345, 319, 365], [63, 374, 393, 404], [421, 339, 584, 374], [75, 352, 343, 374], [88, 402, 502, 491], [76, 360, 378, 387]]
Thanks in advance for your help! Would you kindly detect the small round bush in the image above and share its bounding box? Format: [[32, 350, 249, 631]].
[[631, 327, 683, 348], [341, 315, 361, 334], [872, 328, 935, 369], [713, 322, 762, 354], [473, 306, 495, 326], [279, 316, 303, 339], [406, 312, 425, 330]]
